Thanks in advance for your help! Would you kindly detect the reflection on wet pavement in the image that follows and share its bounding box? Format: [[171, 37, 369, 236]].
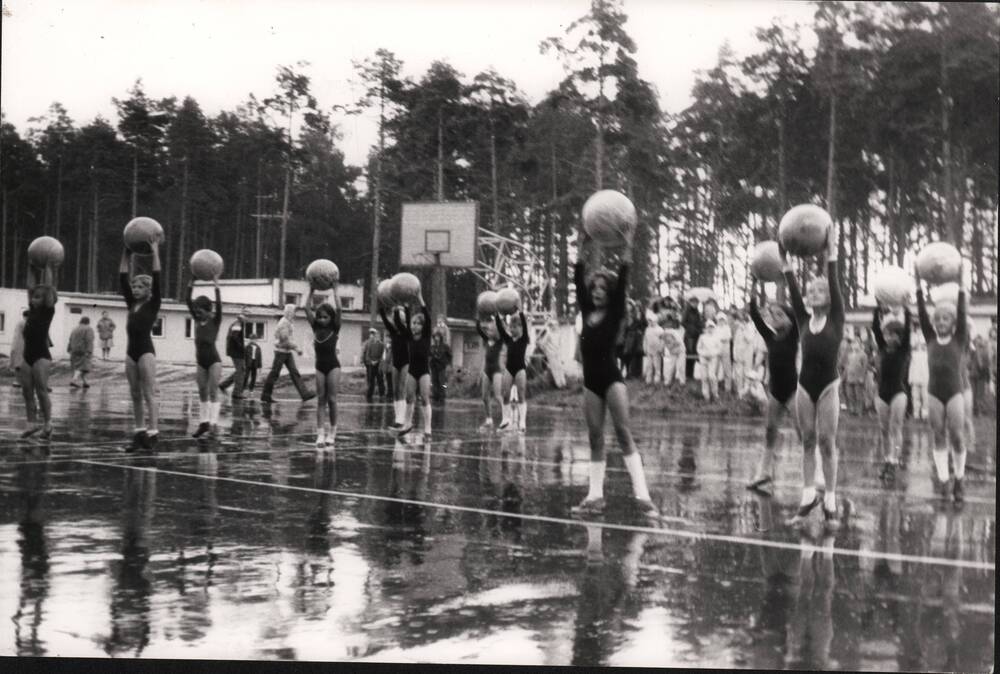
[[0, 382, 994, 669]]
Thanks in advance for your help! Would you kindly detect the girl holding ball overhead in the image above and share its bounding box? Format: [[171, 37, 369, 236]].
[[915, 262, 969, 503], [120, 240, 162, 451], [304, 285, 342, 448], [380, 303, 410, 430], [20, 258, 59, 439], [186, 276, 223, 438], [571, 197, 659, 520], [779, 217, 844, 529], [495, 308, 530, 433], [396, 289, 433, 437]]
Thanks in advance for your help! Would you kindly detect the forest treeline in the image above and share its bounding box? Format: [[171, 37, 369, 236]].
[[1, 0, 997, 318]]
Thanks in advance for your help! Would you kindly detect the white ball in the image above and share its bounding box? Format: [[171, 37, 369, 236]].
[[872, 266, 914, 307]]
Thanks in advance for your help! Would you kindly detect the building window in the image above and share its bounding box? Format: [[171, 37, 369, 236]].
[[244, 321, 265, 340], [69, 307, 82, 314], [0, 311, 5, 333], [152, 317, 164, 338], [341, 297, 354, 310], [284, 293, 301, 307], [184, 318, 193, 339]]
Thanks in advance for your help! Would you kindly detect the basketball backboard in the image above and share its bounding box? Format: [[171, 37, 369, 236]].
[[400, 202, 478, 268]]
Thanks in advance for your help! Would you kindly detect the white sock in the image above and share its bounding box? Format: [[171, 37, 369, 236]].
[[135, 426, 146, 434], [932, 449, 950, 482], [823, 490, 836, 512], [393, 400, 402, 423], [622, 452, 651, 502], [147, 429, 158, 437], [214, 401, 222, 424], [405, 403, 414, 427], [800, 485, 817, 507], [952, 449, 966, 480], [501, 404, 511, 425], [587, 461, 606, 500], [423, 405, 432, 433], [200, 403, 209, 424], [518, 403, 527, 429]]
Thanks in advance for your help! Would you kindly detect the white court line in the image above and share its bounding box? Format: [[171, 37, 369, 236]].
[[74, 457, 997, 572], [12, 432, 995, 507]]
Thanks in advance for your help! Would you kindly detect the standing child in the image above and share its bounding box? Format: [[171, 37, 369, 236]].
[[915, 264, 969, 503], [476, 314, 506, 432], [642, 315, 665, 385], [871, 305, 912, 479], [20, 262, 59, 438], [186, 278, 223, 438], [845, 340, 868, 416], [780, 222, 844, 529], [120, 242, 162, 450], [304, 286, 342, 447], [746, 283, 800, 492], [68, 316, 95, 389], [714, 312, 733, 393], [380, 304, 411, 429], [396, 292, 433, 437], [496, 310, 530, 432], [697, 319, 721, 402], [244, 338, 262, 393], [97, 311, 116, 360], [909, 335, 929, 420]]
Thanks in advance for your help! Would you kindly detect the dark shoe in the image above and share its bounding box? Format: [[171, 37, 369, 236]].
[[38, 428, 53, 441], [82, 383, 90, 389], [787, 494, 822, 526], [635, 498, 660, 519], [746, 476, 774, 493], [571, 497, 605, 517], [69, 381, 80, 388], [193, 422, 211, 439], [231, 394, 243, 400], [952, 478, 964, 505], [20, 427, 40, 439], [128, 431, 147, 453], [142, 432, 159, 450], [396, 425, 413, 438], [302, 392, 317, 402], [260, 396, 274, 404], [938, 477, 952, 500], [823, 507, 841, 531]]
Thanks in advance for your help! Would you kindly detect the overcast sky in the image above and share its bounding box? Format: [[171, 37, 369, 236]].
[[2, 0, 817, 167]]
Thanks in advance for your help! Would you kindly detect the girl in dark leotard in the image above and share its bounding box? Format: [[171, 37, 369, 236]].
[[496, 310, 530, 432], [20, 260, 59, 439], [476, 316, 505, 432], [396, 291, 432, 437], [915, 263, 968, 503], [746, 280, 800, 492], [119, 242, 162, 451], [571, 230, 659, 519], [780, 222, 844, 529], [305, 286, 342, 448], [380, 304, 410, 428], [187, 278, 223, 438], [872, 304, 912, 479]]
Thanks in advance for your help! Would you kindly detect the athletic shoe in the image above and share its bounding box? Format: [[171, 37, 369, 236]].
[[396, 425, 413, 438], [938, 477, 952, 500], [82, 383, 90, 389], [192, 422, 211, 439], [302, 392, 317, 402], [20, 427, 40, 439], [69, 381, 79, 388], [635, 498, 660, 519], [822, 507, 840, 531], [952, 478, 964, 505], [128, 431, 146, 453], [786, 494, 822, 526], [260, 396, 274, 404], [571, 497, 605, 516], [315, 433, 326, 448], [746, 475, 774, 493], [498, 419, 511, 431], [38, 428, 53, 440], [478, 420, 493, 433], [143, 433, 158, 450]]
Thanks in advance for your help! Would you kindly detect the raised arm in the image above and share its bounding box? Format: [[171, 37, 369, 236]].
[[778, 242, 807, 326], [901, 307, 912, 348], [574, 261, 592, 313], [303, 288, 316, 327], [956, 287, 968, 346], [379, 307, 398, 336], [331, 285, 342, 334], [825, 222, 843, 326], [610, 262, 631, 322], [494, 314, 511, 343], [213, 283, 222, 325], [395, 306, 412, 338], [871, 307, 886, 350], [915, 286, 935, 342], [185, 282, 197, 318], [748, 296, 774, 344], [520, 312, 530, 345], [476, 318, 489, 342], [119, 249, 134, 307]]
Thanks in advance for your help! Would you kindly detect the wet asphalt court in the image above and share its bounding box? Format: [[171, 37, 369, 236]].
[[0, 381, 994, 669]]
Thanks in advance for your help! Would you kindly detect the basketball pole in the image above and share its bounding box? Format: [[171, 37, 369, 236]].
[[431, 252, 447, 328]]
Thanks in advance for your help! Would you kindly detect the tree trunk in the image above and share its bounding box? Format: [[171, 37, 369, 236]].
[[1, 190, 7, 287], [490, 109, 499, 232], [777, 107, 788, 217], [55, 156, 63, 240], [132, 149, 139, 218], [90, 187, 99, 292], [940, 28, 958, 245], [825, 52, 838, 225], [74, 205, 83, 292], [255, 161, 263, 279], [175, 158, 190, 299], [278, 166, 291, 303], [369, 86, 386, 322], [545, 142, 557, 316]]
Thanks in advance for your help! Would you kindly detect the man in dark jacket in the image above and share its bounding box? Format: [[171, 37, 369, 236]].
[[220, 306, 249, 399], [243, 338, 263, 393], [430, 331, 452, 402], [682, 296, 703, 379], [361, 328, 385, 402]]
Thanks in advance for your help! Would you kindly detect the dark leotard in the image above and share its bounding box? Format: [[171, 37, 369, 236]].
[[575, 260, 627, 398], [496, 312, 530, 377], [186, 286, 222, 369], [310, 310, 341, 375], [380, 308, 411, 370], [872, 307, 911, 404], [784, 260, 844, 403], [477, 319, 504, 378], [397, 305, 431, 380], [748, 298, 799, 405], [917, 287, 967, 403], [121, 271, 162, 362], [23, 304, 56, 366]]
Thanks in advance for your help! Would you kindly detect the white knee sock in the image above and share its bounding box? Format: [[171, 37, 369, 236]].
[[951, 449, 966, 480], [623, 453, 651, 501], [932, 448, 950, 481], [587, 461, 606, 500], [501, 404, 511, 425], [800, 485, 817, 507], [823, 490, 837, 512], [423, 404, 432, 433], [200, 402, 210, 423], [518, 403, 527, 430], [405, 402, 414, 427], [210, 401, 220, 424]]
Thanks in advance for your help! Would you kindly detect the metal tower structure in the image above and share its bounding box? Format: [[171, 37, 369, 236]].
[[470, 227, 553, 320]]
